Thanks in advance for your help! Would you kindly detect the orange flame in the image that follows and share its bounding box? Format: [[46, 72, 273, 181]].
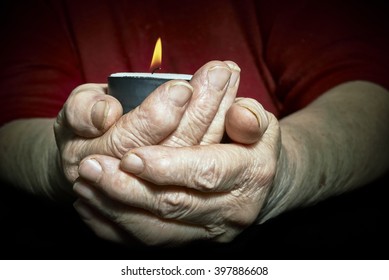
[[149, 37, 162, 73]]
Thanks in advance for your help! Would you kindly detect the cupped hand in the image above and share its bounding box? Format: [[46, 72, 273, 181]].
[[73, 97, 280, 246], [54, 60, 240, 184]]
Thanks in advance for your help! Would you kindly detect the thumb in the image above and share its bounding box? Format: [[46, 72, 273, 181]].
[[58, 83, 123, 138], [225, 98, 270, 144], [119, 144, 250, 192]]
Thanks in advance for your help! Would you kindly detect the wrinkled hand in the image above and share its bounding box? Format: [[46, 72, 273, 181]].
[[73, 65, 281, 245], [54, 60, 239, 184]]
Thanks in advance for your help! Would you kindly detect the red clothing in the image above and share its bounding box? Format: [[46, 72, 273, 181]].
[[1, 0, 388, 126]]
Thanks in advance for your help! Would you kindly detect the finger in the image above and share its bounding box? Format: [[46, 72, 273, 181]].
[[199, 61, 241, 145], [121, 144, 253, 192], [73, 180, 217, 246], [76, 154, 267, 243], [162, 61, 232, 147], [100, 80, 193, 157], [73, 199, 131, 244], [59, 83, 123, 138], [76, 155, 229, 224], [122, 112, 279, 192], [225, 98, 269, 144]]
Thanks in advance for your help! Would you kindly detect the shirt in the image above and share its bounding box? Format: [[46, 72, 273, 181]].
[[1, 0, 388, 126]]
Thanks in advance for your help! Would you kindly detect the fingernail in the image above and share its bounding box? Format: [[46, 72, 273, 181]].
[[168, 81, 193, 107], [79, 159, 102, 183], [226, 63, 241, 87], [73, 181, 94, 200], [238, 102, 269, 134], [208, 66, 231, 90], [73, 200, 93, 219], [239, 105, 260, 127], [121, 153, 144, 174], [91, 100, 109, 130]]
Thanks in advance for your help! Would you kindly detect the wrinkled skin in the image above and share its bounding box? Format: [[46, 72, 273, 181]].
[[55, 61, 237, 182], [54, 60, 281, 246]]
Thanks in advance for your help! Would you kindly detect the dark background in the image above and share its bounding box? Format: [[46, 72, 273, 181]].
[[1, 173, 388, 260], [1, 0, 389, 262]]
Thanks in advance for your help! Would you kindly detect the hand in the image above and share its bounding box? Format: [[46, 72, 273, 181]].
[[74, 96, 280, 246], [54, 60, 239, 184]]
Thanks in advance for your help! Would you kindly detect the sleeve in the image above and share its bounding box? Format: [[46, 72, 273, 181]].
[[0, 0, 83, 126], [257, 0, 389, 117]]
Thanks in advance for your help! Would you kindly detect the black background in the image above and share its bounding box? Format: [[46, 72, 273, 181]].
[[1, 173, 388, 260]]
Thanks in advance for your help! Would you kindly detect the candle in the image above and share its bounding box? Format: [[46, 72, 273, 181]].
[[108, 72, 192, 113], [108, 37, 192, 112]]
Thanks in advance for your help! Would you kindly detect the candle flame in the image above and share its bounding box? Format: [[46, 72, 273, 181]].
[[150, 37, 162, 73]]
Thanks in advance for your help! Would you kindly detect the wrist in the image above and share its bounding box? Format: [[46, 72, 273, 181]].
[[255, 118, 310, 223], [47, 138, 74, 202], [0, 119, 74, 202], [256, 137, 297, 223]]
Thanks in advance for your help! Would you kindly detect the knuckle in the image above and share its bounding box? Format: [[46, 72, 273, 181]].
[[140, 105, 179, 137], [71, 83, 99, 96], [169, 124, 201, 146], [188, 103, 217, 128], [156, 190, 193, 219], [204, 224, 226, 239], [190, 158, 221, 191], [163, 135, 194, 147], [64, 167, 79, 184], [61, 150, 82, 183], [108, 125, 136, 157], [111, 106, 178, 152], [137, 108, 171, 140], [64, 100, 85, 130]]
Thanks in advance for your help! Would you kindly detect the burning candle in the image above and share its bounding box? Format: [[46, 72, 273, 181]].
[[108, 37, 192, 113]]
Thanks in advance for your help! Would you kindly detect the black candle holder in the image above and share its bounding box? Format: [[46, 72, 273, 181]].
[[108, 73, 192, 113]]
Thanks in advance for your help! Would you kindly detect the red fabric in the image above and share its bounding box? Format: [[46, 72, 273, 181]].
[[1, 0, 388, 126]]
